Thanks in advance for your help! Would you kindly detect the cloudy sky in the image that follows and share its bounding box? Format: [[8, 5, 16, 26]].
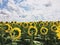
[[0, 0, 60, 22]]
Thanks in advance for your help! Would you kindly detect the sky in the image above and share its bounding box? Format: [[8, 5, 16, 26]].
[[0, 0, 60, 22]]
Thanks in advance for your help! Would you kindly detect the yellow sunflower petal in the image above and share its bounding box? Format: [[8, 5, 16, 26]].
[[55, 25, 60, 33], [56, 33, 60, 39]]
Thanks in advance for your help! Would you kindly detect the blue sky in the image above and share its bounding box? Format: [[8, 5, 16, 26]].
[[0, 0, 24, 9], [0, 0, 8, 9], [14, 0, 24, 4]]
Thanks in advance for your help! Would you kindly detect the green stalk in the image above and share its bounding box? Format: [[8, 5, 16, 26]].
[[30, 31, 34, 45]]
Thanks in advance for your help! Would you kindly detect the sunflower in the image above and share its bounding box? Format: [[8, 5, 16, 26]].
[[44, 21, 48, 26], [59, 21, 60, 24], [57, 21, 60, 25], [39, 21, 44, 27], [11, 21, 17, 24], [51, 25, 58, 32], [40, 27, 48, 35], [55, 26, 60, 32], [54, 21, 59, 26], [4, 22, 8, 24], [10, 27, 21, 40], [4, 24, 12, 32], [28, 26, 38, 36], [56, 33, 60, 39], [38, 21, 42, 23], [22, 22, 28, 28], [49, 21, 54, 26], [18, 22, 22, 26], [0, 21, 3, 24], [55, 26, 60, 39], [29, 22, 36, 26]]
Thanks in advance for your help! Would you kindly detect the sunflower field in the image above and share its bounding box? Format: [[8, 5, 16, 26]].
[[0, 21, 60, 45]]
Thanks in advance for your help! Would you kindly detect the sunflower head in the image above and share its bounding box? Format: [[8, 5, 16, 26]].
[[22, 22, 28, 28], [29, 22, 36, 26], [38, 21, 42, 23], [10, 27, 21, 41], [51, 25, 58, 32], [54, 21, 59, 26], [0, 21, 3, 24], [18, 22, 22, 26], [11, 21, 17, 24], [49, 21, 54, 26], [44, 21, 48, 26], [28, 26, 38, 36], [39, 22, 44, 27], [3, 24, 12, 32], [40, 27, 48, 35], [5, 22, 8, 24]]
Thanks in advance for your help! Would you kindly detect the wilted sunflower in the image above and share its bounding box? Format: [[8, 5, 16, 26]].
[[10, 27, 21, 40], [4, 24, 12, 32], [28, 26, 38, 36], [51, 25, 57, 32], [22, 22, 28, 28], [40, 27, 48, 35]]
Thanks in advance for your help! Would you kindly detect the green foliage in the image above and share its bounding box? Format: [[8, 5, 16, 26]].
[[0, 21, 60, 45]]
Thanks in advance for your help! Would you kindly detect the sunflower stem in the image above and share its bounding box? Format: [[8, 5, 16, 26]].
[[30, 31, 34, 45]]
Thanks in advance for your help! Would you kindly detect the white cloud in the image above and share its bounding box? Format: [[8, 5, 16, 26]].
[[0, 0, 2, 4], [0, 0, 60, 22]]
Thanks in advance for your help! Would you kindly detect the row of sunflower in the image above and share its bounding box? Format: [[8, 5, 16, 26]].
[[0, 21, 60, 45]]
